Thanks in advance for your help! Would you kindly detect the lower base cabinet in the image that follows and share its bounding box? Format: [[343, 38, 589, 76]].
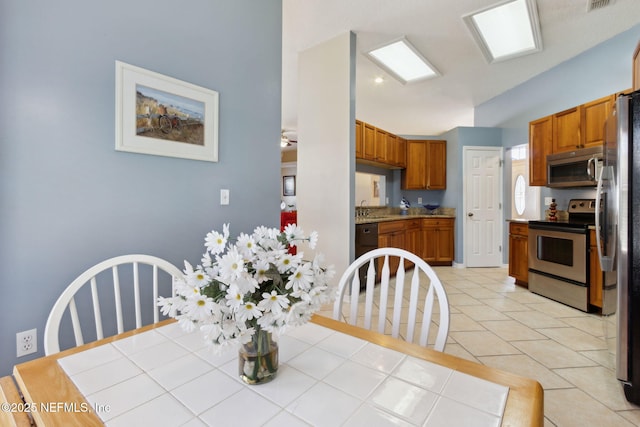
[[421, 218, 454, 266], [508, 222, 528, 287], [376, 217, 454, 268], [378, 221, 406, 277]]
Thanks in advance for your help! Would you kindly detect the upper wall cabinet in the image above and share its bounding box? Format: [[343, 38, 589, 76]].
[[402, 140, 446, 190], [582, 95, 615, 148], [529, 93, 615, 186], [552, 106, 582, 153], [529, 116, 553, 186], [356, 120, 406, 169]]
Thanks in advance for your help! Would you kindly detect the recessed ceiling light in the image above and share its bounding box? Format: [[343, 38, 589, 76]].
[[463, 0, 542, 63], [374, 76, 385, 84], [366, 38, 440, 84]]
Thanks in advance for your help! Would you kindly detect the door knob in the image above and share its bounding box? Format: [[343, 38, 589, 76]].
[[468, 212, 474, 217]]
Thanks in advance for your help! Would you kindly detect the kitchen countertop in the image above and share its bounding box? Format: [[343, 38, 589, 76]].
[[356, 214, 455, 225]]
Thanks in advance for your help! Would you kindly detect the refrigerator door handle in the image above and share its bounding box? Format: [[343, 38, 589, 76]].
[[596, 165, 616, 272]]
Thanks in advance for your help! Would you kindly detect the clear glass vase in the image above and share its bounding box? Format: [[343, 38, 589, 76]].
[[238, 327, 278, 384]]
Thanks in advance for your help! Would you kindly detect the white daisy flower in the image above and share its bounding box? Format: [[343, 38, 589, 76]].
[[237, 302, 262, 323], [308, 231, 319, 249], [217, 247, 246, 280], [277, 253, 300, 274], [186, 268, 210, 288], [224, 284, 244, 309], [184, 294, 215, 320], [286, 263, 314, 292], [258, 290, 289, 314], [205, 224, 230, 254], [236, 232, 257, 257], [253, 259, 271, 283], [283, 223, 305, 246]]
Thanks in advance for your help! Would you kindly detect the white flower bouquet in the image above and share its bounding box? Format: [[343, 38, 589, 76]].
[[158, 223, 335, 352]]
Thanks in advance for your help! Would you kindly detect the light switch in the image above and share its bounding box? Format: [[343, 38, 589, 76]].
[[220, 189, 230, 205]]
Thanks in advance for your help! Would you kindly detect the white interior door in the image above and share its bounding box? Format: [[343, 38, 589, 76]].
[[464, 147, 503, 267]]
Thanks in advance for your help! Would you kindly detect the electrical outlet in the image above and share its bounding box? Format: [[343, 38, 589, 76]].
[[418, 197, 423, 204], [544, 197, 553, 206], [16, 328, 37, 357]]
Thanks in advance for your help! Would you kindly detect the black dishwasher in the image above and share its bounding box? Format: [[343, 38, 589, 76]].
[[355, 223, 378, 288]]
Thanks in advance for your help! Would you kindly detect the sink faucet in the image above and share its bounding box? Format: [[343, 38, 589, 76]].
[[360, 200, 368, 206]]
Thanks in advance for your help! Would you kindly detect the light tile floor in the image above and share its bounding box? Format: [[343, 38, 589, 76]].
[[318, 266, 640, 427]]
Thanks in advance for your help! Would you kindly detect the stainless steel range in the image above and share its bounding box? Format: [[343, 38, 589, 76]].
[[528, 199, 596, 312]]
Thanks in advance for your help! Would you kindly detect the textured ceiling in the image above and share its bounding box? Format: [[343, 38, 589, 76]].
[[282, 0, 640, 137]]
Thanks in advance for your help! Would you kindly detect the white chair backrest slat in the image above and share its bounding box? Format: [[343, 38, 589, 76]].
[[113, 266, 124, 334], [133, 262, 142, 329], [89, 277, 104, 341], [152, 265, 159, 324], [68, 297, 84, 347], [406, 268, 421, 344], [363, 260, 376, 330], [391, 259, 406, 339]]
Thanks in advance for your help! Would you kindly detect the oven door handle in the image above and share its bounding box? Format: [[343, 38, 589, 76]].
[[528, 224, 587, 234]]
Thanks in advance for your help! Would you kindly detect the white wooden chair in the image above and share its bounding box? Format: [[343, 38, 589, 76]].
[[333, 247, 450, 351], [44, 254, 183, 355]]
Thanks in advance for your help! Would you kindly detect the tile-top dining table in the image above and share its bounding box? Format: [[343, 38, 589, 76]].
[[12, 315, 543, 426]]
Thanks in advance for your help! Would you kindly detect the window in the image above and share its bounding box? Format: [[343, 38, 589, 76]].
[[510, 144, 539, 219], [514, 174, 526, 215]]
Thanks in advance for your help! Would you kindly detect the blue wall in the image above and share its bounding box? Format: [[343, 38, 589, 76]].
[[0, 0, 282, 375], [440, 127, 503, 263]]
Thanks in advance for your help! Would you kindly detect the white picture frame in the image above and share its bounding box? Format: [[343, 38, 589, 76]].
[[115, 61, 219, 162]]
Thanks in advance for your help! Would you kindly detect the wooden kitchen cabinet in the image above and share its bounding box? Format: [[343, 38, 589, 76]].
[[582, 94, 615, 148], [529, 116, 553, 186], [426, 140, 447, 189], [553, 106, 582, 153], [404, 218, 422, 268], [355, 120, 363, 159], [508, 222, 529, 287], [386, 133, 404, 167], [402, 140, 447, 190], [375, 128, 389, 163], [374, 217, 455, 271], [403, 140, 426, 189], [589, 229, 603, 309], [363, 122, 376, 160], [397, 137, 407, 168], [356, 120, 406, 169], [421, 218, 454, 266], [378, 220, 406, 276]]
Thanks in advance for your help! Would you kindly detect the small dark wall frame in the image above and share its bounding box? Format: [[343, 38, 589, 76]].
[[283, 175, 296, 196]]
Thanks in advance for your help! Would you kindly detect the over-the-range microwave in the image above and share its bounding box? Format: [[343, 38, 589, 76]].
[[546, 146, 603, 188]]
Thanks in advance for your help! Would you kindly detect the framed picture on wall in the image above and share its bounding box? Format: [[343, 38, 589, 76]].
[[283, 175, 296, 196], [115, 61, 219, 162]]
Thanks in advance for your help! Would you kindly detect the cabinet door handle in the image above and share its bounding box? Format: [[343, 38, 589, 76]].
[[468, 212, 474, 217]]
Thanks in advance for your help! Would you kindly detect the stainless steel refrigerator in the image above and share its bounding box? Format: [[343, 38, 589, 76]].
[[597, 89, 640, 404]]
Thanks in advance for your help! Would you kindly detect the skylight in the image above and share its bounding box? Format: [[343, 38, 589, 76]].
[[366, 38, 440, 84], [463, 0, 542, 63]]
